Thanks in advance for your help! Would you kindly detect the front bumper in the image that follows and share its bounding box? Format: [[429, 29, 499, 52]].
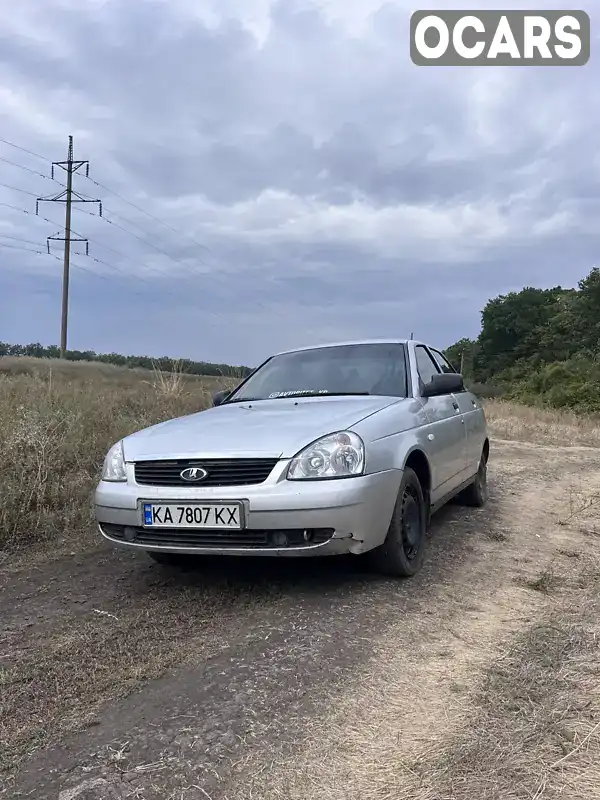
[[94, 461, 402, 558]]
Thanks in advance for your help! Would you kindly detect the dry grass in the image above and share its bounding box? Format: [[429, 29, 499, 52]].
[[427, 488, 600, 799], [222, 477, 600, 800], [143, 359, 188, 397], [1, 362, 598, 554], [0, 355, 151, 381], [2, 365, 600, 796], [0, 357, 236, 552], [484, 399, 600, 447], [425, 559, 600, 800]]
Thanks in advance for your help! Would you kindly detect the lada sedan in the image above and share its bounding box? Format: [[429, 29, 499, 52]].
[[95, 339, 489, 578]]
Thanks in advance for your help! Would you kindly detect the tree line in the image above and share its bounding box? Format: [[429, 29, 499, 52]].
[[0, 341, 251, 378], [444, 266, 600, 413], [4, 266, 599, 412]]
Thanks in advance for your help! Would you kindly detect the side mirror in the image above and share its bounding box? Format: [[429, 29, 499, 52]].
[[421, 372, 464, 398], [212, 389, 230, 407]]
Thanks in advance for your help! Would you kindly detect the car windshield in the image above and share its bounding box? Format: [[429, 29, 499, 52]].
[[225, 343, 408, 402]]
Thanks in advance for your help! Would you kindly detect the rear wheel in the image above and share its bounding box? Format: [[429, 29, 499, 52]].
[[367, 467, 427, 578], [458, 451, 488, 507]]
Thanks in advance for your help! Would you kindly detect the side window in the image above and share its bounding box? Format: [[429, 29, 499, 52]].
[[430, 349, 456, 374], [415, 345, 440, 386]]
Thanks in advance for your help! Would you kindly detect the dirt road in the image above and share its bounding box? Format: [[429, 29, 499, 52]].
[[2, 437, 600, 799]]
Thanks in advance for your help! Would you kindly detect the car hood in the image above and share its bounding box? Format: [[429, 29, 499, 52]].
[[122, 395, 403, 461]]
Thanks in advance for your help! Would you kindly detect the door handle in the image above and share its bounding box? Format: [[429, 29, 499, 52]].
[[452, 401, 459, 411]]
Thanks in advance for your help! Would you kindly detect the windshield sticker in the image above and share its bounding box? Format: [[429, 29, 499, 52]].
[[268, 389, 329, 398]]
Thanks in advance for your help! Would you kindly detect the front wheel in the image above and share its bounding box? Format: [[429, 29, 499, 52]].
[[367, 467, 427, 578]]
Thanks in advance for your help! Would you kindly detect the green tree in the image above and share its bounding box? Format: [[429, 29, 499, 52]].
[[444, 337, 478, 379], [571, 267, 600, 355], [0, 341, 251, 377], [475, 286, 566, 381]]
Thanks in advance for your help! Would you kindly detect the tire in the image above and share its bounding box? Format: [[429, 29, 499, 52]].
[[458, 451, 488, 507], [147, 551, 193, 568], [367, 467, 427, 578]]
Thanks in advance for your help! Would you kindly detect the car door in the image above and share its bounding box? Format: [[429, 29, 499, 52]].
[[414, 344, 468, 497], [429, 347, 486, 477]]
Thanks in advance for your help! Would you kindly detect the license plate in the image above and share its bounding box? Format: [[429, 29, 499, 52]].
[[142, 502, 243, 529]]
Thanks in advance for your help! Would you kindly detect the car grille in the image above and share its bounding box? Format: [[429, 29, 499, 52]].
[[100, 523, 334, 549], [133, 458, 279, 487]]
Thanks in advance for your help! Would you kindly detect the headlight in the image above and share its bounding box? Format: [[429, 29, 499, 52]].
[[287, 431, 365, 480], [102, 440, 127, 482]]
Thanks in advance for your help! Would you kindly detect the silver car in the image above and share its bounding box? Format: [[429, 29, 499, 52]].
[[95, 339, 489, 578]]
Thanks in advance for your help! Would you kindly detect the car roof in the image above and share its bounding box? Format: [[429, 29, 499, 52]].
[[272, 338, 430, 356]]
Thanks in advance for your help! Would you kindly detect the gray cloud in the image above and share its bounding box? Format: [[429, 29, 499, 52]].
[[0, 0, 599, 365]]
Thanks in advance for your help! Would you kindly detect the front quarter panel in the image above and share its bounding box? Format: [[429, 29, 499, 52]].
[[352, 398, 431, 474]]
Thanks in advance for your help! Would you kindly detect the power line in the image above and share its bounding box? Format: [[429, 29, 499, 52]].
[[0, 137, 49, 163], [0, 204, 205, 302], [0, 232, 53, 248], [0, 134, 211, 254], [1, 198, 286, 322], [0, 241, 45, 254], [0, 242, 258, 334], [84, 176, 212, 254], [0, 242, 108, 282], [1, 154, 190, 248], [1, 166, 207, 274], [0, 199, 192, 286], [35, 136, 102, 357], [1, 155, 156, 241], [0, 155, 66, 188], [1, 195, 295, 341], [78, 202, 166, 241], [0, 181, 40, 198], [2, 156, 212, 272], [0, 173, 210, 271], [0, 242, 165, 302], [71, 202, 210, 269], [1, 147, 297, 329]]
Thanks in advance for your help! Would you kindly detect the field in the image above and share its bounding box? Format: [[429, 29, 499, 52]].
[[1, 357, 600, 799], [0, 356, 236, 554]]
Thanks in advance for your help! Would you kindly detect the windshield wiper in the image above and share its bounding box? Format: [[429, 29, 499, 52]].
[[225, 391, 370, 403], [221, 396, 264, 404], [290, 391, 370, 397]]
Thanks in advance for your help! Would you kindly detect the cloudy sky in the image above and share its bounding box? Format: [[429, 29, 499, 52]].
[[0, 0, 597, 367]]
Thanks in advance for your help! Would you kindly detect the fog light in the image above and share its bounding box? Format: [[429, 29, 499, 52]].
[[271, 531, 288, 547], [303, 530, 314, 543]]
